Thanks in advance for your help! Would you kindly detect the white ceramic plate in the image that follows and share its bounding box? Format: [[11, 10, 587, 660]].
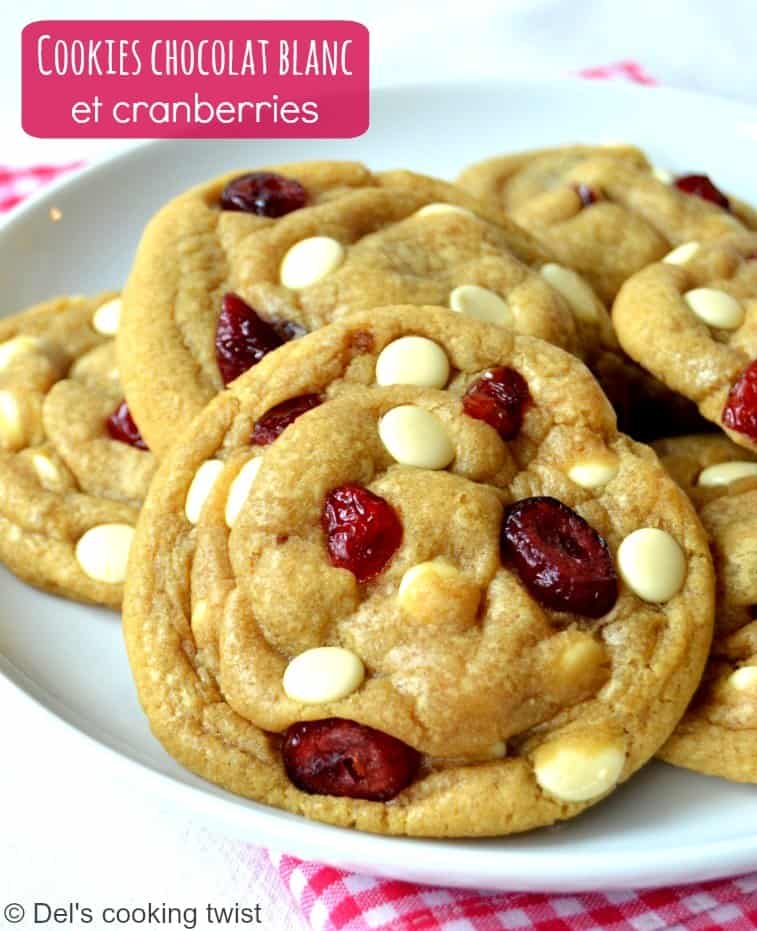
[[2, 78, 757, 893]]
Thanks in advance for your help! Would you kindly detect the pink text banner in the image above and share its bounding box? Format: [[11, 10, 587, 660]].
[[22, 20, 369, 138]]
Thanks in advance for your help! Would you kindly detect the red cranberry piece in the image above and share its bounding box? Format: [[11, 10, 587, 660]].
[[220, 172, 307, 217], [322, 484, 402, 583], [723, 360, 757, 442], [283, 718, 420, 801], [251, 394, 322, 446], [462, 367, 532, 440], [674, 174, 730, 210], [106, 401, 148, 450], [501, 496, 618, 618], [216, 293, 285, 385], [573, 183, 601, 208]]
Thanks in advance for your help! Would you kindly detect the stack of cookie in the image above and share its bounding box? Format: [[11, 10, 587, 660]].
[[2, 148, 755, 835]]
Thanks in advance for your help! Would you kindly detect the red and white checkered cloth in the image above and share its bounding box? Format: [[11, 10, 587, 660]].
[[5, 60, 757, 931], [0, 161, 83, 211], [272, 855, 757, 930]]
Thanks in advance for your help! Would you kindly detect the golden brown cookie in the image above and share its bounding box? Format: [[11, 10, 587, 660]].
[[0, 294, 156, 607], [458, 145, 746, 304], [654, 434, 757, 781], [613, 233, 757, 453], [123, 306, 713, 837], [118, 160, 613, 457]]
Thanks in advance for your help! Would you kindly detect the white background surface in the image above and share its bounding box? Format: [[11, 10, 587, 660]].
[[2, 2, 757, 928]]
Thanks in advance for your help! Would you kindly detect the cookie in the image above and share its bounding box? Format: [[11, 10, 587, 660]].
[[458, 145, 746, 304], [613, 233, 757, 453], [123, 305, 713, 837], [654, 434, 757, 781], [118, 160, 613, 457], [0, 294, 156, 607]]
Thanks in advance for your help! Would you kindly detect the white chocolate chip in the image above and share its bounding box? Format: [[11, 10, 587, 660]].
[[75, 523, 134, 584], [729, 666, 757, 692], [32, 453, 59, 486], [415, 203, 476, 219], [379, 405, 454, 470], [652, 166, 674, 185], [92, 297, 122, 335], [0, 391, 27, 450], [557, 635, 607, 680], [184, 459, 225, 525], [398, 560, 480, 626], [448, 284, 513, 327], [684, 288, 744, 330], [550, 633, 609, 701], [225, 457, 262, 527], [540, 264, 599, 324], [0, 336, 66, 381], [663, 241, 700, 265], [617, 528, 686, 603], [0, 336, 43, 370], [280, 236, 345, 289], [283, 646, 365, 704], [190, 598, 213, 643], [191, 599, 208, 626], [534, 737, 625, 802], [375, 337, 450, 389], [697, 461, 757, 487], [568, 456, 619, 489], [489, 741, 507, 759]]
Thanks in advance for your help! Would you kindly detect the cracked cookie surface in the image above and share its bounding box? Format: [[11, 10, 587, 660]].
[[458, 145, 747, 304], [123, 305, 713, 836], [0, 294, 156, 607], [119, 160, 613, 457]]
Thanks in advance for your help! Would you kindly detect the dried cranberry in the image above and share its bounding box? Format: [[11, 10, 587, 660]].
[[573, 183, 601, 208], [220, 172, 307, 217], [322, 484, 402, 582], [106, 401, 148, 450], [723, 360, 757, 442], [501, 496, 618, 618], [216, 293, 285, 385], [674, 174, 730, 210], [283, 718, 420, 801], [462, 367, 532, 440], [251, 394, 322, 446]]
